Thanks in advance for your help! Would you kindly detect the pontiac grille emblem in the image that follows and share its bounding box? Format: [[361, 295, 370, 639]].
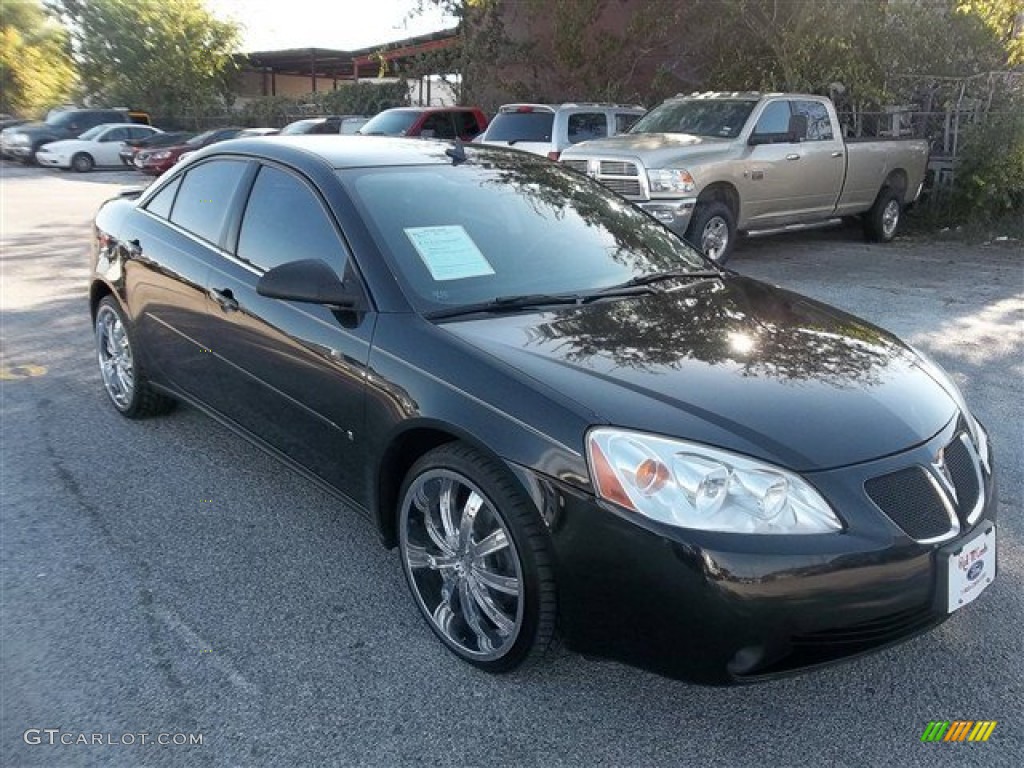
[[931, 447, 958, 503]]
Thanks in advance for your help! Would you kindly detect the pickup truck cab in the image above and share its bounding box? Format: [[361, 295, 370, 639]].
[[560, 92, 928, 264]]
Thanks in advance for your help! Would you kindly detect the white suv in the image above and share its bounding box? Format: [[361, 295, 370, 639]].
[[478, 103, 646, 160]]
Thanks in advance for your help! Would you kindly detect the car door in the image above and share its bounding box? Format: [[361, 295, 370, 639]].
[[738, 99, 808, 227], [201, 163, 374, 494], [95, 126, 129, 165], [788, 99, 845, 216], [128, 158, 251, 396]]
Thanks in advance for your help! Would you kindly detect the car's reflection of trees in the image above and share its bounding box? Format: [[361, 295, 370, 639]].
[[528, 280, 904, 388]]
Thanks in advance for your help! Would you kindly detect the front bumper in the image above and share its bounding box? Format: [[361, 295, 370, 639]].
[[8, 145, 35, 161], [638, 197, 697, 236], [534, 418, 997, 684], [35, 153, 67, 168]]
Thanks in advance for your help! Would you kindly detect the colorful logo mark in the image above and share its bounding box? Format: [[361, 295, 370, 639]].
[[921, 721, 996, 742]]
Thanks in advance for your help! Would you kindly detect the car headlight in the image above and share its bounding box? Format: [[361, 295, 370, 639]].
[[149, 150, 171, 160], [908, 345, 990, 472], [587, 428, 842, 534], [647, 168, 696, 196], [8, 133, 29, 146]]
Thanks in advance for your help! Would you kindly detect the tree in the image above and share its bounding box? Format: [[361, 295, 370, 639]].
[[0, 0, 76, 117], [958, 0, 1024, 65], [51, 0, 240, 125]]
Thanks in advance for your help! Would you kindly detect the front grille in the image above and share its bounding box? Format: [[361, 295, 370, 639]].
[[601, 179, 643, 197], [945, 435, 980, 521], [561, 159, 588, 174], [865, 467, 952, 540], [599, 160, 638, 176]]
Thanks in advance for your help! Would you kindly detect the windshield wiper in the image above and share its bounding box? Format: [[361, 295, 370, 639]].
[[599, 269, 722, 293], [427, 293, 585, 320]]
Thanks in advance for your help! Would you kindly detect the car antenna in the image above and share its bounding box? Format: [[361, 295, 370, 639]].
[[445, 138, 467, 165]]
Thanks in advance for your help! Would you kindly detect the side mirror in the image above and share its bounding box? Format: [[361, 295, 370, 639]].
[[256, 259, 363, 309], [787, 114, 808, 142]]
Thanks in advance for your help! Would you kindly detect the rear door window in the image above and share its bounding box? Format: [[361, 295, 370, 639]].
[[615, 112, 643, 134], [452, 111, 483, 137], [169, 160, 249, 245], [420, 113, 456, 139], [568, 112, 608, 144], [791, 100, 834, 141]]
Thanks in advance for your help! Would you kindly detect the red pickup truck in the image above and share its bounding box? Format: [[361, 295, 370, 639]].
[[358, 106, 488, 140]]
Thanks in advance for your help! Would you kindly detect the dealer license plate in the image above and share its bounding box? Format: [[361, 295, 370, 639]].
[[946, 523, 996, 613]]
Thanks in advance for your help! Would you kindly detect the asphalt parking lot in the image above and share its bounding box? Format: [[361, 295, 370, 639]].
[[2, 159, 1022, 767]]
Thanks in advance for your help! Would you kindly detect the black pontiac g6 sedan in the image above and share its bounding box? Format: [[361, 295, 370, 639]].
[[89, 136, 997, 684]]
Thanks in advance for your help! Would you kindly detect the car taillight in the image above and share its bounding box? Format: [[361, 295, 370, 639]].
[[547, 151, 560, 161], [516, 106, 535, 113]]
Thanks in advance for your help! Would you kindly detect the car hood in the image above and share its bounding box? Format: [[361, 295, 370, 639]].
[[564, 132, 734, 166], [440, 276, 957, 472], [37, 138, 87, 152]]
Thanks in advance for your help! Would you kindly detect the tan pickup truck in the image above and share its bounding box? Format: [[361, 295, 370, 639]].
[[560, 92, 928, 264]]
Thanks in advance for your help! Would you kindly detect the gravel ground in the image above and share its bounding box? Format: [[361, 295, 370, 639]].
[[2, 161, 1022, 767]]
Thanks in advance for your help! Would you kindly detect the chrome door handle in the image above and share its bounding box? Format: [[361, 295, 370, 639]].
[[786, 153, 800, 161], [831, 151, 844, 158], [210, 288, 239, 312]]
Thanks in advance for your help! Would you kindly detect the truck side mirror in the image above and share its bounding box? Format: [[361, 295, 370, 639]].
[[788, 114, 808, 142]]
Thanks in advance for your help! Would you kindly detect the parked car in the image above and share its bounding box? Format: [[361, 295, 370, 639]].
[[177, 128, 279, 165], [35, 123, 162, 172], [119, 131, 194, 167], [479, 102, 646, 160], [134, 127, 245, 175], [89, 136, 996, 684], [560, 92, 929, 264], [358, 106, 487, 140], [0, 107, 150, 164], [281, 115, 367, 135]]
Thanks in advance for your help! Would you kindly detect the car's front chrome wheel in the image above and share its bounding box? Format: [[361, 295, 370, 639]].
[[398, 443, 557, 671]]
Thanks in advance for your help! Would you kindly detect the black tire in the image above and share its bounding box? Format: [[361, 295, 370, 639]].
[[94, 296, 175, 418], [397, 442, 557, 673], [21, 144, 43, 165], [862, 187, 901, 242], [686, 200, 737, 265], [71, 152, 95, 173]]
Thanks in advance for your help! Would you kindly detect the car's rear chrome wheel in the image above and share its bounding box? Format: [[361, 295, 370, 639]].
[[94, 296, 175, 418], [398, 443, 556, 671]]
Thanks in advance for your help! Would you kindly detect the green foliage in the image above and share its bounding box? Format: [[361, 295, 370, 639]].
[[237, 83, 409, 128], [950, 101, 1024, 222], [0, 0, 76, 117], [957, 0, 1024, 65], [52, 0, 240, 125]]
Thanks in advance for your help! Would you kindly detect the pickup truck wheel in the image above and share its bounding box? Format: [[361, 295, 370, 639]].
[[687, 201, 736, 265], [863, 189, 901, 243]]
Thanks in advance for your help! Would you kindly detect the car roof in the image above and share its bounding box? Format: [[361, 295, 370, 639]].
[[498, 102, 645, 113], [193, 135, 513, 170], [379, 106, 479, 113]]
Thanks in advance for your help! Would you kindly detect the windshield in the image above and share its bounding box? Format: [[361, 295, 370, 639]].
[[77, 125, 106, 141], [630, 99, 756, 139], [358, 110, 420, 136], [484, 111, 554, 142], [339, 150, 709, 314]]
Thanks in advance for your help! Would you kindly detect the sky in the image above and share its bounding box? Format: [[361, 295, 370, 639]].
[[206, 0, 456, 52]]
